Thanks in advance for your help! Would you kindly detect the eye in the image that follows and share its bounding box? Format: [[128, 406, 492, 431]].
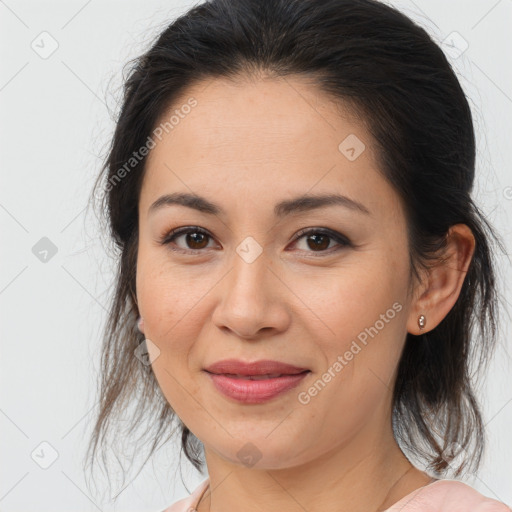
[[159, 226, 352, 256], [290, 227, 352, 256], [159, 226, 217, 254]]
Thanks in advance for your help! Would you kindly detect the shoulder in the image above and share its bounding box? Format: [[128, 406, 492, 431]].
[[433, 480, 510, 510], [388, 479, 511, 512], [160, 478, 511, 512], [160, 478, 210, 512]]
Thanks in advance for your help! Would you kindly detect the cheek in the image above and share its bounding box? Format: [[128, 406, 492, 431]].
[[135, 251, 220, 372], [298, 290, 405, 447], [292, 255, 406, 346], [136, 250, 211, 336], [297, 255, 408, 404], [136, 265, 206, 416]]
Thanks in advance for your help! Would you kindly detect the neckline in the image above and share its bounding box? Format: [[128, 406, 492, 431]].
[[193, 479, 210, 511], [192, 477, 446, 511], [382, 477, 442, 511]]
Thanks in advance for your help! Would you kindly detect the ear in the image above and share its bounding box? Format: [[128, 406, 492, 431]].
[[407, 224, 476, 335], [137, 316, 145, 334]]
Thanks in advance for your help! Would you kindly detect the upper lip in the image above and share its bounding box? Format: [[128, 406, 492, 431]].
[[204, 359, 310, 376]]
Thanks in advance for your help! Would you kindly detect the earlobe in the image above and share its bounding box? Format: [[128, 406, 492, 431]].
[[417, 314, 426, 330], [407, 223, 475, 335], [407, 311, 428, 336], [137, 316, 145, 334]]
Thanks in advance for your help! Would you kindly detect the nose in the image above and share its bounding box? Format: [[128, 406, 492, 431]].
[[211, 250, 291, 340]]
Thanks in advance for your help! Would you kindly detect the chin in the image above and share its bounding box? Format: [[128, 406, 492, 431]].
[[208, 433, 309, 470]]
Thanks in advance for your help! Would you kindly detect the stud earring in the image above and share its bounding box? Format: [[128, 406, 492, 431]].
[[418, 314, 426, 330]]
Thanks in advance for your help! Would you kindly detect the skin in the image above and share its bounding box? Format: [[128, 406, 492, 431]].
[[135, 75, 476, 512]]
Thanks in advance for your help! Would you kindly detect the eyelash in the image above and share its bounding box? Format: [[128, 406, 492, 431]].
[[158, 226, 352, 257]]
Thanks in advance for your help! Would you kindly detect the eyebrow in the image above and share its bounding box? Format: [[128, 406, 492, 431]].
[[148, 192, 371, 217]]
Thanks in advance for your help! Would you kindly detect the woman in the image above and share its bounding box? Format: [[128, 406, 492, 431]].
[[86, 0, 511, 510]]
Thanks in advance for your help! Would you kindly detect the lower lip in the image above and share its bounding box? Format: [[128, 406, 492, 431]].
[[205, 371, 310, 404]]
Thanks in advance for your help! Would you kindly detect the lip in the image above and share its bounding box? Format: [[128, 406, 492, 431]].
[[204, 359, 309, 376], [203, 359, 310, 404], [205, 372, 310, 404]]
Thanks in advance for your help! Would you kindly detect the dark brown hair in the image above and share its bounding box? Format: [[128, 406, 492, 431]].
[[85, 0, 507, 497]]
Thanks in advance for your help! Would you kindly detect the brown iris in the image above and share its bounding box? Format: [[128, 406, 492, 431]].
[[185, 232, 210, 249], [306, 233, 330, 251]]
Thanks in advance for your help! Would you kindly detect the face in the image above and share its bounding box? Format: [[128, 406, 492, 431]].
[[136, 75, 415, 469]]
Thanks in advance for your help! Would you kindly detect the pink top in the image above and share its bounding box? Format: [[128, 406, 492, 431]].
[[162, 478, 511, 512]]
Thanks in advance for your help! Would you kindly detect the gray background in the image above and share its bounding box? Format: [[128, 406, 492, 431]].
[[1, 0, 511, 511]]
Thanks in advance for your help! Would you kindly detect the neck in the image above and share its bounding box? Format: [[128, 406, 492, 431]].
[[196, 424, 433, 512]]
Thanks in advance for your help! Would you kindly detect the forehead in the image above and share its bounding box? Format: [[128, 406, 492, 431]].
[[140, 76, 401, 223]]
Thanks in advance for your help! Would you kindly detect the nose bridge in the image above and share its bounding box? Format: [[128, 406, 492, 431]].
[[212, 240, 288, 338], [228, 229, 270, 294], [227, 242, 272, 310]]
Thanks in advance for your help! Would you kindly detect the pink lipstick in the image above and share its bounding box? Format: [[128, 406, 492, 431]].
[[204, 359, 310, 404]]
